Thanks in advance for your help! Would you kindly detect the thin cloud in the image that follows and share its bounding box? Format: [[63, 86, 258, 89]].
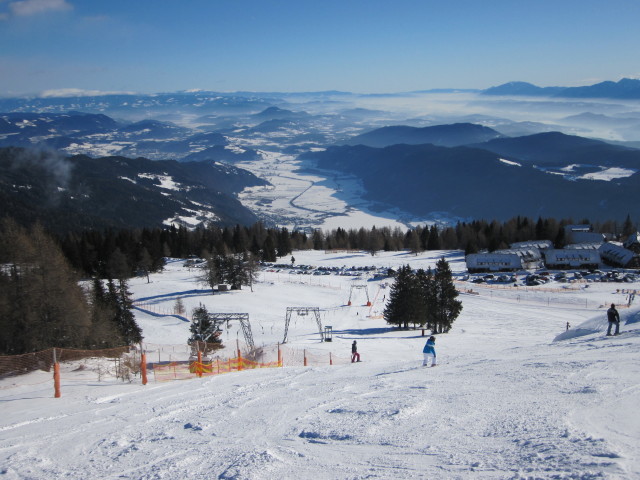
[[9, 0, 72, 17], [39, 88, 136, 98]]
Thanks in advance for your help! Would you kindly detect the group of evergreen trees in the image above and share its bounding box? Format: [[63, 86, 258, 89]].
[[59, 223, 296, 279], [198, 252, 259, 291], [57, 216, 636, 280], [2, 212, 634, 354], [0, 219, 141, 355], [384, 258, 462, 333]]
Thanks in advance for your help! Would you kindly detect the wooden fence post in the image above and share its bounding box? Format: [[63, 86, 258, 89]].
[[141, 350, 148, 385], [53, 348, 61, 398], [304, 349, 307, 367], [237, 339, 243, 371]]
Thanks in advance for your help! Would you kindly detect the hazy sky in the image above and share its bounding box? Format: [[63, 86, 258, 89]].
[[1, 0, 639, 96]]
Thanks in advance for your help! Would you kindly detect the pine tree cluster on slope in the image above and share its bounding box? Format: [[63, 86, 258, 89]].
[[384, 258, 462, 333], [0, 219, 142, 354]]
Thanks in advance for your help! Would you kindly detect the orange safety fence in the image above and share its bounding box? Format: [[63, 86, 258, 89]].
[[152, 356, 283, 382], [292, 348, 352, 367], [0, 345, 135, 378], [1, 341, 362, 396]]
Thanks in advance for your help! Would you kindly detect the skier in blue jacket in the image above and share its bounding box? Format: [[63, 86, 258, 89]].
[[422, 336, 437, 367]]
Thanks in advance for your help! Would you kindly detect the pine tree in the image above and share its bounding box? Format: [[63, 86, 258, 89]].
[[189, 303, 223, 349], [107, 279, 142, 345], [262, 235, 277, 262], [622, 214, 635, 238], [432, 257, 462, 333], [367, 226, 384, 256], [416, 267, 436, 330], [413, 268, 432, 328], [312, 229, 325, 250], [242, 251, 259, 292], [225, 254, 245, 290], [406, 230, 421, 255], [277, 227, 292, 257], [384, 265, 421, 329], [174, 297, 186, 315], [427, 225, 441, 250], [200, 254, 224, 293], [137, 247, 153, 283], [89, 277, 124, 348], [189, 304, 212, 342]]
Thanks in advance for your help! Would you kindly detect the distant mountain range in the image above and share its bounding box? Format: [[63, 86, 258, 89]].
[[0, 112, 257, 162], [2, 84, 640, 230], [344, 123, 504, 148], [1, 78, 638, 119], [0, 147, 267, 233], [305, 129, 640, 221], [482, 78, 640, 99], [466, 132, 640, 168]]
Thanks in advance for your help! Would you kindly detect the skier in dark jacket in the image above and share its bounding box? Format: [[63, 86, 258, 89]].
[[351, 341, 361, 362], [606, 304, 620, 336]]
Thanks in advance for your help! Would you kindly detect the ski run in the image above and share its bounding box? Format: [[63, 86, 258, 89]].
[[2, 249, 639, 479]]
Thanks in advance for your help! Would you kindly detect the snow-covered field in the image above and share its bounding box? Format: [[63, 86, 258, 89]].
[[2, 250, 639, 479], [234, 151, 444, 231]]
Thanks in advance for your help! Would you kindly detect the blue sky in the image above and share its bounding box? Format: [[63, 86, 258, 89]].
[[1, 0, 639, 96]]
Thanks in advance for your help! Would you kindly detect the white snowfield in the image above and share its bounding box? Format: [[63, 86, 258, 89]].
[[2, 250, 639, 479]]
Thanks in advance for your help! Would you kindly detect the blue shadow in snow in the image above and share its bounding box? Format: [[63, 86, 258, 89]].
[[332, 327, 427, 340], [136, 289, 211, 303], [133, 306, 190, 323]]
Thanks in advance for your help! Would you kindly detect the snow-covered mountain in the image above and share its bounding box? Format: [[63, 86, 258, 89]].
[[2, 87, 640, 230], [0, 147, 266, 232]]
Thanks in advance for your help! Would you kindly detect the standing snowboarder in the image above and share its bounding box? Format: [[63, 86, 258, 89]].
[[606, 303, 620, 336], [422, 336, 437, 367], [351, 341, 361, 363]]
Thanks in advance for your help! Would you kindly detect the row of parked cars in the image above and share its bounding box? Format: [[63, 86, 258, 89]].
[[465, 269, 639, 286], [262, 263, 387, 278]]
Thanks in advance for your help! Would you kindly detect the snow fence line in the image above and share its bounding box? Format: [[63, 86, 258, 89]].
[[0, 343, 352, 397], [152, 343, 352, 382], [0, 345, 140, 398]]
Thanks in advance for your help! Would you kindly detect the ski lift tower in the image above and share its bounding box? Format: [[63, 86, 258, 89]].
[[347, 284, 371, 306], [282, 307, 324, 343], [204, 313, 255, 350]]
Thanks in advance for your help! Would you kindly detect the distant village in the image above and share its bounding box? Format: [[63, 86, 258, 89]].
[[466, 224, 640, 274]]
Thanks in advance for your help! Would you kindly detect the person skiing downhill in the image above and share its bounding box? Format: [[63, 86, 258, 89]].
[[607, 303, 620, 336], [422, 336, 437, 367], [351, 341, 361, 363]]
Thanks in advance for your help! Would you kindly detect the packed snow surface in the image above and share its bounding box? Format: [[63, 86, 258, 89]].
[[2, 250, 639, 479]]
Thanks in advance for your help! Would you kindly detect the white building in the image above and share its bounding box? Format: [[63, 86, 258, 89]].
[[465, 253, 522, 273], [623, 232, 640, 253], [542, 249, 600, 269], [564, 242, 602, 251], [510, 240, 553, 250], [563, 224, 605, 245], [599, 242, 640, 268]]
